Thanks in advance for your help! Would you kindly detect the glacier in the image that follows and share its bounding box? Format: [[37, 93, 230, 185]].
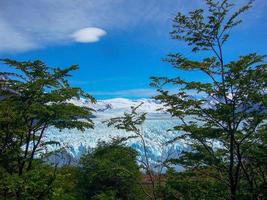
[[44, 98, 187, 165]]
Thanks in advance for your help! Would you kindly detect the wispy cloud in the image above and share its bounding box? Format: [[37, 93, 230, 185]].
[[0, 0, 266, 52], [0, 19, 38, 52], [90, 87, 206, 99], [91, 88, 158, 98], [0, 0, 180, 52]]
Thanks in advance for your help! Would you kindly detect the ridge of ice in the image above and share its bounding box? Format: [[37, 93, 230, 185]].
[[45, 98, 185, 165]]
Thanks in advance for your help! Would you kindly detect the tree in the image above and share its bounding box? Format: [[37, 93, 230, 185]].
[[150, 0, 266, 199], [76, 140, 145, 200], [106, 104, 174, 200], [51, 166, 81, 200], [0, 59, 95, 199], [162, 168, 227, 200], [0, 162, 57, 200]]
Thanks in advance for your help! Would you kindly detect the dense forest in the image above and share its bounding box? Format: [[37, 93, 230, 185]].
[[0, 0, 266, 199]]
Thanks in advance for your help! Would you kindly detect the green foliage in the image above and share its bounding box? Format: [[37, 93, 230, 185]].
[[161, 168, 228, 200], [76, 141, 145, 200], [0, 163, 56, 200], [170, 0, 254, 52], [105, 102, 146, 133], [0, 59, 95, 199], [51, 166, 81, 200], [151, 0, 266, 199], [106, 104, 163, 200], [90, 191, 117, 200]]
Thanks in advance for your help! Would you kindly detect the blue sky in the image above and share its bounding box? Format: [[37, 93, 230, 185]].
[[0, 0, 266, 99]]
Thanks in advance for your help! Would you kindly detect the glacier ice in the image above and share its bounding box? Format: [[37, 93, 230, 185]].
[[44, 98, 187, 165]]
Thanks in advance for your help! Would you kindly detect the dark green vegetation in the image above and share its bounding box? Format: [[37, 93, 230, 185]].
[[0, 0, 266, 199], [76, 141, 145, 200], [150, 0, 267, 199], [0, 59, 95, 199], [52, 141, 145, 200]]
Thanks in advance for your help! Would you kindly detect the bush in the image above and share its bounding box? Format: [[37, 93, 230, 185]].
[[0, 163, 56, 200], [161, 168, 228, 200], [76, 141, 145, 200]]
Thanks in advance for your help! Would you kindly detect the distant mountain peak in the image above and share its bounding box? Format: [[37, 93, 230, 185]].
[[68, 97, 166, 119]]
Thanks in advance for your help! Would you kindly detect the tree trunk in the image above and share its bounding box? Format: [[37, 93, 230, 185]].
[[229, 133, 236, 200]]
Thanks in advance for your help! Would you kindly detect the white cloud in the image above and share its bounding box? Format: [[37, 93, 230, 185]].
[[71, 27, 106, 43], [0, 0, 266, 53], [91, 88, 158, 98], [0, 0, 186, 53], [0, 19, 38, 52], [90, 88, 207, 99]]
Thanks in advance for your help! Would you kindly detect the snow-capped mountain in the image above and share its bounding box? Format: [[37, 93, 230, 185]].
[[68, 98, 169, 119], [45, 98, 186, 165]]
